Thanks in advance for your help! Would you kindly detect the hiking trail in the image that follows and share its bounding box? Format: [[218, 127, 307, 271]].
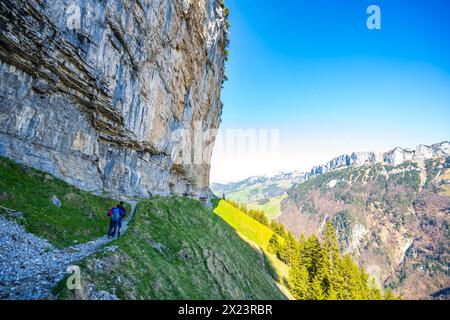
[[0, 201, 137, 300]]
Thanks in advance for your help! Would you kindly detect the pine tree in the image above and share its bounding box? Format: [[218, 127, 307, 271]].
[[308, 275, 325, 300], [323, 221, 340, 271], [332, 256, 347, 299], [383, 288, 399, 300], [288, 260, 309, 300], [297, 234, 306, 264], [358, 268, 371, 300], [260, 211, 392, 301], [270, 221, 287, 238], [282, 232, 299, 266], [268, 233, 283, 257], [368, 278, 382, 300], [322, 221, 341, 299], [340, 255, 366, 299], [303, 235, 324, 281]]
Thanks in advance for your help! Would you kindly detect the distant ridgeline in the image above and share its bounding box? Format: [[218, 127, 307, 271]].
[[212, 142, 450, 219]]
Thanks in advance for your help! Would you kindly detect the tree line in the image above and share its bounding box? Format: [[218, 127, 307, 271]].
[[226, 201, 399, 300]]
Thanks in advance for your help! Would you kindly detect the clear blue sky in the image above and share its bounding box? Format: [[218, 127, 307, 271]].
[[211, 0, 450, 182]]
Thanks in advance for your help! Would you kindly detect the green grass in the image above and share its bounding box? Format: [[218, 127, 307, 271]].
[[214, 200, 289, 284], [226, 187, 255, 203], [216, 181, 294, 219], [55, 197, 286, 300], [214, 200, 274, 249], [0, 156, 129, 248], [247, 194, 287, 219]]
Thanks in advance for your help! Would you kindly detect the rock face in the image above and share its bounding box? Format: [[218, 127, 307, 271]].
[[306, 141, 450, 178], [0, 0, 228, 197]]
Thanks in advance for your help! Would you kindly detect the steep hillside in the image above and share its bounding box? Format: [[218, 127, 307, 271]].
[[1, 158, 284, 299], [213, 200, 391, 300], [214, 200, 290, 285], [0, 0, 228, 197], [55, 197, 286, 300], [0, 156, 129, 248], [278, 157, 450, 299]]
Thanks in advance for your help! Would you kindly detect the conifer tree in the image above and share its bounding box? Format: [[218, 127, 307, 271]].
[[226, 199, 396, 300], [288, 260, 309, 300], [322, 221, 341, 298], [268, 233, 283, 258], [270, 221, 287, 238], [323, 221, 340, 271], [341, 255, 364, 299], [303, 235, 325, 280], [282, 232, 299, 266], [358, 268, 371, 300], [332, 256, 347, 299], [308, 275, 325, 300], [368, 278, 382, 300], [383, 288, 399, 300]]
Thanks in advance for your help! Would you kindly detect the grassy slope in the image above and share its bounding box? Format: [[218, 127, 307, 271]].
[[219, 182, 293, 220], [56, 197, 286, 300], [247, 195, 287, 219], [214, 200, 274, 249], [0, 156, 129, 248], [214, 200, 289, 285]]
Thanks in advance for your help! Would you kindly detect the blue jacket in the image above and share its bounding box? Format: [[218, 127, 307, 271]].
[[108, 207, 125, 221]]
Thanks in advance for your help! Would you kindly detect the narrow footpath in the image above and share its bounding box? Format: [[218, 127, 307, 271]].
[[0, 201, 137, 300]]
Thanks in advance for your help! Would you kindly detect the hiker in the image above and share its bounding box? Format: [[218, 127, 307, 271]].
[[117, 201, 127, 237], [107, 205, 124, 239]]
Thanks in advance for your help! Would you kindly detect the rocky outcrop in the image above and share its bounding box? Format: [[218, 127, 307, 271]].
[[306, 141, 450, 178], [0, 0, 228, 197]]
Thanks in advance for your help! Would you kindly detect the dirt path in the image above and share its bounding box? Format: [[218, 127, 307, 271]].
[[0, 201, 137, 300]]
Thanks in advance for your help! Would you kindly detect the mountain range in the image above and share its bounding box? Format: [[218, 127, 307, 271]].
[[212, 141, 450, 299], [211, 141, 450, 217]]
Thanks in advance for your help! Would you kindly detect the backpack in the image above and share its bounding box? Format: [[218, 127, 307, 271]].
[[110, 207, 121, 221]]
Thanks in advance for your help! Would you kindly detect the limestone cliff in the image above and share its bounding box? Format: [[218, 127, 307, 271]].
[[306, 141, 450, 179], [0, 0, 228, 197]]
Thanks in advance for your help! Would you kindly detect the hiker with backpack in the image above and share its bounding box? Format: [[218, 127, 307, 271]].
[[116, 201, 127, 237], [107, 204, 126, 239]]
